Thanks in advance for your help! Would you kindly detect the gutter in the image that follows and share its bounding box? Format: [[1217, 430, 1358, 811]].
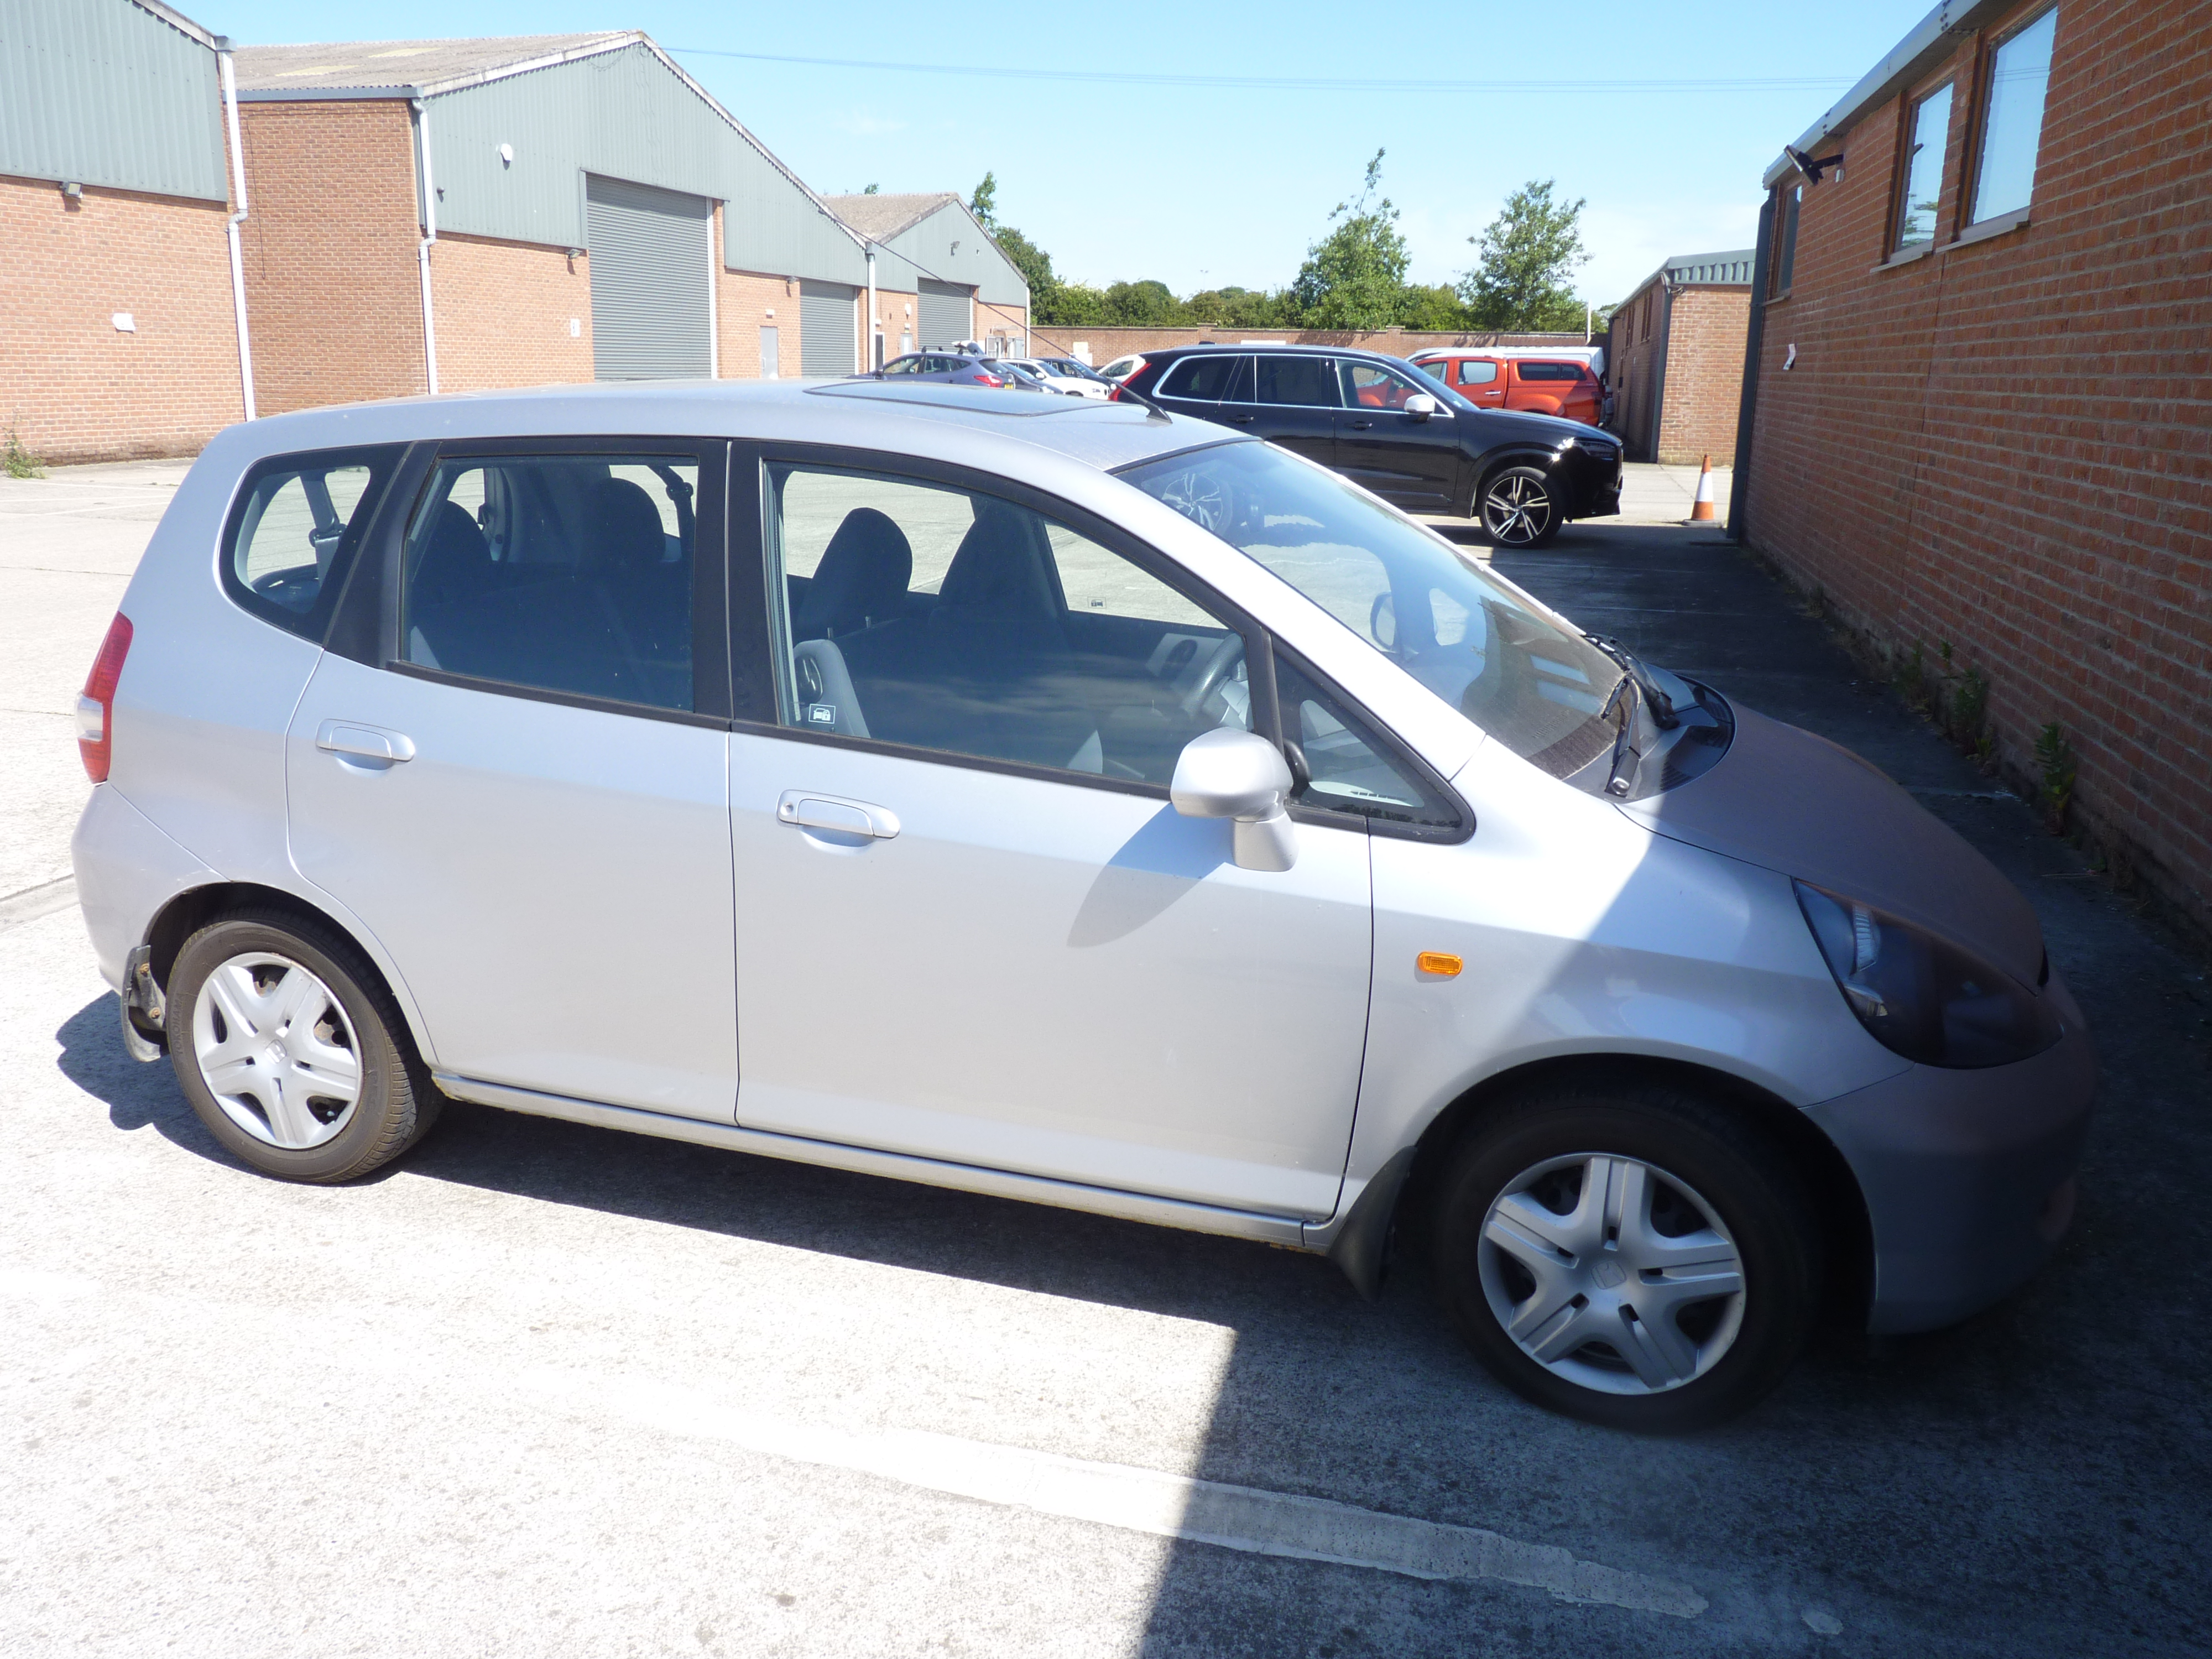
[[1761, 0, 2010, 188], [410, 100, 440, 396], [865, 248, 878, 373], [217, 43, 256, 420]]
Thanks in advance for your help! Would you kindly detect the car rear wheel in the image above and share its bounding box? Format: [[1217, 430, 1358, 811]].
[[1432, 1079, 1820, 1431], [1479, 466, 1562, 547], [167, 911, 441, 1183]]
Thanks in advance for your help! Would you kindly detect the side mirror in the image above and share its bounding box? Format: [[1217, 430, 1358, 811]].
[[1171, 728, 1298, 872], [1404, 393, 1439, 420]]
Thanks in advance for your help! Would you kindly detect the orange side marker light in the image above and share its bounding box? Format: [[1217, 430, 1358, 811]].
[[1416, 951, 1463, 978]]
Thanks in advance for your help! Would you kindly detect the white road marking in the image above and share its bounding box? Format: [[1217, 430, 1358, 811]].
[[521, 1370, 1708, 1619]]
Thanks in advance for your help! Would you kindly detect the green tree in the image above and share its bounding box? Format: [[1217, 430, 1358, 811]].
[[968, 170, 998, 229], [1102, 279, 1185, 325], [1186, 285, 1293, 331], [1040, 282, 1108, 326], [1458, 179, 1590, 331], [1395, 283, 1470, 331], [1289, 150, 1410, 330], [991, 222, 1058, 311]]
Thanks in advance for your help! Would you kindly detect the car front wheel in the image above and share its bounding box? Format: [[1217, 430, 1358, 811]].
[[1479, 465, 1562, 547], [166, 910, 441, 1183], [1432, 1079, 1820, 1430]]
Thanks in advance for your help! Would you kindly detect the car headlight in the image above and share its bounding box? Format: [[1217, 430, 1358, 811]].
[[1794, 881, 2063, 1069]]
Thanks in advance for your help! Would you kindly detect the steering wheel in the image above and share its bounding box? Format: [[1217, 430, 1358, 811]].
[[1179, 633, 1245, 718]]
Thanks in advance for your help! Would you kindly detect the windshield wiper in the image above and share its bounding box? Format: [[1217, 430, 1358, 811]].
[[1583, 633, 1678, 729]]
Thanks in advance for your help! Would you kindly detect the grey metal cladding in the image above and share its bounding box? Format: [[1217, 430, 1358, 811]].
[[424, 41, 862, 285], [586, 174, 713, 381], [0, 0, 226, 202], [874, 198, 1028, 307], [799, 281, 857, 377]]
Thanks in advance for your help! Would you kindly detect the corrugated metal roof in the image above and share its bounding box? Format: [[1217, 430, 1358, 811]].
[[0, 0, 227, 201], [233, 33, 632, 99], [825, 191, 958, 243]]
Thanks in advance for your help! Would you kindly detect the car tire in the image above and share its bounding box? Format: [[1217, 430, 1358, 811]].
[[1478, 465, 1563, 548], [1431, 1079, 1820, 1431], [166, 910, 441, 1183]]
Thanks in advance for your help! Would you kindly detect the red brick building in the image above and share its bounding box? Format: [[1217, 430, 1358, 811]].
[[1733, 0, 2211, 936], [1606, 251, 1754, 464], [0, 0, 249, 466]]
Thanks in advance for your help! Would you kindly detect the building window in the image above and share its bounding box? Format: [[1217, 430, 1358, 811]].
[[1895, 83, 1954, 252], [1770, 184, 1801, 296], [1971, 6, 2057, 223]]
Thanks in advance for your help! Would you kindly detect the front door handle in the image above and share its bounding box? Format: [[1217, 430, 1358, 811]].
[[1347, 419, 1374, 430], [315, 719, 415, 763], [777, 789, 900, 840], [1225, 413, 1256, 424]]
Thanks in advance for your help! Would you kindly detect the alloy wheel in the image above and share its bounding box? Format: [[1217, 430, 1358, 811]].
[[1482, 474, 1554, 544], [1477, 1152, 1746, 1395], [189, 952, 363, 1150]]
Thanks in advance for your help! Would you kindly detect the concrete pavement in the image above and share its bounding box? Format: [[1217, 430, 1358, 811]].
[[3, 477, 2209, 1657]]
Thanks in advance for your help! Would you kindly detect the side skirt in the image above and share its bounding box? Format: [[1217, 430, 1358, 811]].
[[435, 1072, 1316, 1250]]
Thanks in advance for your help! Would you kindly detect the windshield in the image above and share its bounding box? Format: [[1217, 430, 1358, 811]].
[[1119, 440, 1624, 779]]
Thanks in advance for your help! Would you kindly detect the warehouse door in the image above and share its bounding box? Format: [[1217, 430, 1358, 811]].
[[799, 281, 858, 377], [586, 174, 714, 381], [917, 279, 973, 349]]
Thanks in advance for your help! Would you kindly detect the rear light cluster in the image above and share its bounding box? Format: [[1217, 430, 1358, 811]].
[[76, 611, 133, 782], [1105, 356, 1147, 400]]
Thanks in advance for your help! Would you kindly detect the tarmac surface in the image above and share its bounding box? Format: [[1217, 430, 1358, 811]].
[[2, 461, 2208, 1656]]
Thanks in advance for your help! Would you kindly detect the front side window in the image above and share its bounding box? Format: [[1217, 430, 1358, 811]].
[[1275, 654, 1459, 831], [1339, 361, 1427, 410], [765, 465, 1250, 782], [1456, 358, 1500, 385], [223, 446, 403, 640], [1254, 356, 1340, 408], [1896, 82, 1955, 252], [1121, 441, 1626, 785], [400, 453, 697, 712], [1972, 6, 2057, 223]]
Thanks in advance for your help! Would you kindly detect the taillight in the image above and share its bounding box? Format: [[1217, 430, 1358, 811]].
[[77, 611, 133, 782], [977, 373, 1004, 387]]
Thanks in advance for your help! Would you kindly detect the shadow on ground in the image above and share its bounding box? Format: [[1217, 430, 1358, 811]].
[[54, 521, 2212, 1656]]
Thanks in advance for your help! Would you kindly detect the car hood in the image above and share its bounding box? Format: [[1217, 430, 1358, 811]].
[[1615, 706, 2044, 985], [1463, 405, 1611, 445]]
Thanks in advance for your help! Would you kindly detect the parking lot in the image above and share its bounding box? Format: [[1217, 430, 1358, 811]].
[[3, 462, 2208, 1657]]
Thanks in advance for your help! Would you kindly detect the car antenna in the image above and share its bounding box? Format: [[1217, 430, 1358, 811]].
[[1112, 378, 1173, 424]]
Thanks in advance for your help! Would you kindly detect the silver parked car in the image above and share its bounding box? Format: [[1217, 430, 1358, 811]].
[[72, 380, 2093, 1428]]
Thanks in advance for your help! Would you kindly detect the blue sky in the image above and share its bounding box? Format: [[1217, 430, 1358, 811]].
[[198, 0, 1931, 305]]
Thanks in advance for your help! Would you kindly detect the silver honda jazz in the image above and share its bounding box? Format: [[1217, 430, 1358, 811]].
[[71, 379, 2093, 1428]]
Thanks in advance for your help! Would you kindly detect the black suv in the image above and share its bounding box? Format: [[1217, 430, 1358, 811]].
[[1115, 344, 1622, 546]]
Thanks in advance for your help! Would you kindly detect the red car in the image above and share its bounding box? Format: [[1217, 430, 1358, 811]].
[[1410, 353, 1609, 427]]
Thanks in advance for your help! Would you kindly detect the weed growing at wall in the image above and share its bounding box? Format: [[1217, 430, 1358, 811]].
[[2035, 722, 2078, 834], [3, 421, 44, 479]]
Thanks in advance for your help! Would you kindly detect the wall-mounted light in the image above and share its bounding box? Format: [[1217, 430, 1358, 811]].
[[60, 180, 82, 199], [498, 142, 514, 166], [112, 312, 136, 332], [950, 240, 961, 257]]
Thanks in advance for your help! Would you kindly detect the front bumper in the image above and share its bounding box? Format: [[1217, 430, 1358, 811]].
[[1562, 445, 1623, 520], [1806, 970, 2096, 1335]]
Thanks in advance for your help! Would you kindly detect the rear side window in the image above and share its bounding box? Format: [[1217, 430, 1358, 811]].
[[1515, 362, 1584, 381], [1456, 359, 1500, 385], [222, 446, 404, 640], [1157, 357, 1244, 401], [1254, 356, 1340, 407], [400, 452, 698, 712]]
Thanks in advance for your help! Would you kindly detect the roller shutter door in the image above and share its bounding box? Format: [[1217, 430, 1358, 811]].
[[585, 175, 713, 381], [799, 281, 858, 377], [917, 279, 972, 349]]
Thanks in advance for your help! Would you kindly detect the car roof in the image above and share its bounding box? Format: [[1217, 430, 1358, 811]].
[[210, 379, 1223, 478]]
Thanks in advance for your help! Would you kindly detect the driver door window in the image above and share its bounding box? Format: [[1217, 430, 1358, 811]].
[[765, 465, 1251, 782]]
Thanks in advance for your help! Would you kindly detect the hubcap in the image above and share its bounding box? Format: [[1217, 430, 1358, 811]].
[[190, 952, 362, 1150], [1478, 1153, 1745, 1396], [1483, 475, 1553, 544]]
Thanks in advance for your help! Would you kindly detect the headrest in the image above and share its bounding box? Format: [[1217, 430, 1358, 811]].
[[584, 477, 667, 571], [937, 499, 1056, 618], [794, 507, 914, 637]]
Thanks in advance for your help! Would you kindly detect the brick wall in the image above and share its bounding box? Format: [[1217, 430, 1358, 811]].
[[974, 294, 1029, 352], [430, 232, 594, 392], [1025, 324, 1587, 365], [1742, 0, 2212, 934], [1610, 283, 1665, 457], [0, 173, 242, 465], [869, 285, 919, 369], [719, 263, 796, 379], [237, 100, 426, 414], [1655, 287, 1750, 466]]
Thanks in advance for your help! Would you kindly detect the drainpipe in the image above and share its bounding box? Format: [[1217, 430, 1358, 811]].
[[866, 248, 878, 372], [217, 45, 256, 420], [410, 98, 440, 395], [1647, 275, 1675, 463], [1725, 195, 1777, 543]]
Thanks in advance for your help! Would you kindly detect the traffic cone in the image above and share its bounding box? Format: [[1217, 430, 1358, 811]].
[[1688, 455, 1719, 523]]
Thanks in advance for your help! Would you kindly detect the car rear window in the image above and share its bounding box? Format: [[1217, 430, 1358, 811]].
[[1515, 362, 1586, 381], [221, 445, 405, 642]]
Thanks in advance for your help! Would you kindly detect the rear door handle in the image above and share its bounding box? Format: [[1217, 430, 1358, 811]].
[[1226, 413, 1256, 424], [315, 719, 415, 763], [777, 790, 900, 840]]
